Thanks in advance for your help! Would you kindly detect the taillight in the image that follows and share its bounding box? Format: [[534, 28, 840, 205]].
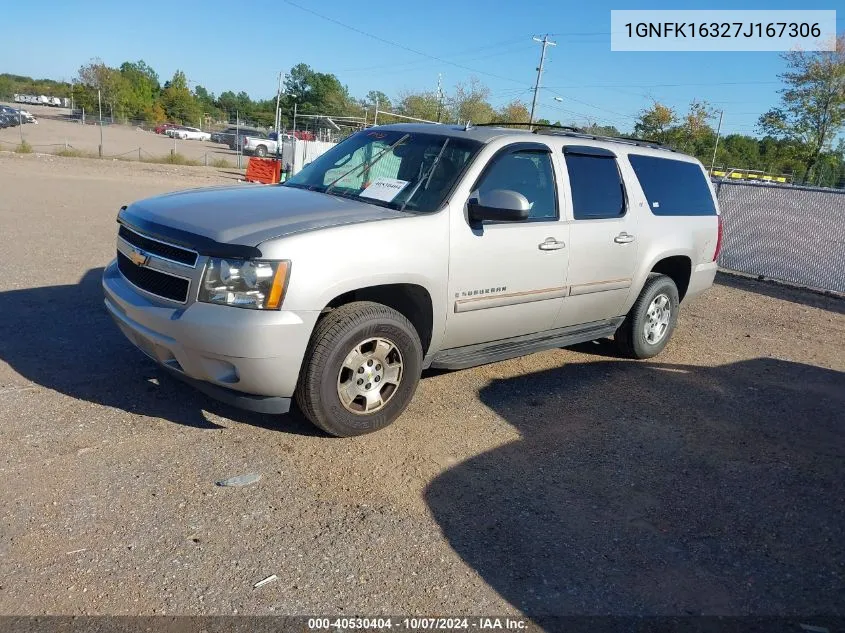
[[713, 215, 723, 262]]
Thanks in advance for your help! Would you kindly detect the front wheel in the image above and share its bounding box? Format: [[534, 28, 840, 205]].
[[615, 274, 680, 359], [295, 301, 423, 437]]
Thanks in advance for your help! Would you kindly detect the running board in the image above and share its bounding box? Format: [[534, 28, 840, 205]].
[[428, 317, 625, 370]]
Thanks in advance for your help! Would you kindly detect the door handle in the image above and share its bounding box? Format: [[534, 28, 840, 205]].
[[538, 237, 566, 251], [614, 232, 635, 244]]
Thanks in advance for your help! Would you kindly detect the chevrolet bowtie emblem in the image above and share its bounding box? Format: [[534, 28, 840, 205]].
[[128, 247, 150, 267]]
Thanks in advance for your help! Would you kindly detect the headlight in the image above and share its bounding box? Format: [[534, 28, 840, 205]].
[[199, 258, 290, 310]]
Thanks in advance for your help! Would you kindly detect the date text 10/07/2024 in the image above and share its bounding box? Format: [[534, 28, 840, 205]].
[[307, 617, 529, 630]]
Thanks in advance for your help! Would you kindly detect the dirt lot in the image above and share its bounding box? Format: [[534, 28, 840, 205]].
[[0, 152, 842, 621], [0, 105, 240, 165]]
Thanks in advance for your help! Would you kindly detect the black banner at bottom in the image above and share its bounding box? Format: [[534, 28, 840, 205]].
[[0, 616, 840, 633]]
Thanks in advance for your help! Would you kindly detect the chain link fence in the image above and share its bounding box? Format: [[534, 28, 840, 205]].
[[716, 180, 845, 294]]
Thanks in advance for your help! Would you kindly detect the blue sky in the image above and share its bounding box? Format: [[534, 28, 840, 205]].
[[1, 0, 841, 135]]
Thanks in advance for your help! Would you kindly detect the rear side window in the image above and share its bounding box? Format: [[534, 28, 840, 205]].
[[629, 155, 716, 216], [564, 153, 625, 220]]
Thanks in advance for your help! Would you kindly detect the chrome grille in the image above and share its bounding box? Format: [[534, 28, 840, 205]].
[[118, 225, 198, 267], [116, 252, 191, 303]]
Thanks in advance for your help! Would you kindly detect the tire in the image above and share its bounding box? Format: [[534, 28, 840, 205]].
[[254, 145, 267, 157], [615, 273, 680, 359], [295, 301, 423, 437]]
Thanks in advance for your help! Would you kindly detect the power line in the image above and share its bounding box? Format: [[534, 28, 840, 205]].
[[546, 88, 639, 121], [338, 39, 535, 73], [283, 0, 527, 86], [339, 44, 537, 76]]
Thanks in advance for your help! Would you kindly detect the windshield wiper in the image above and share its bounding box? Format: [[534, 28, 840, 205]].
[[323, 134, 410, 195], [399, 138, 450, 212]]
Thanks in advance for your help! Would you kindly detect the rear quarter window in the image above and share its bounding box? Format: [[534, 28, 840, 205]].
[[628, 154, 716, 216]]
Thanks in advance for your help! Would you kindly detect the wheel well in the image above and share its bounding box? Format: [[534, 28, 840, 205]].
[[651, 256, 692, 301], [325, 284, 434, 354]]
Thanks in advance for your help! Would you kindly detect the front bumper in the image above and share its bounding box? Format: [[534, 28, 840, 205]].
[[102, 259, 320, 412]]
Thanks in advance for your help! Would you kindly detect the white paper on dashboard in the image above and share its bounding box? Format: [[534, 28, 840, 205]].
[[359, 177, 410, 202]]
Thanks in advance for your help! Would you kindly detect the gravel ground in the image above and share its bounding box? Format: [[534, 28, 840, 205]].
[[0, 152, 842, 621], [0, 106, 241, 164]]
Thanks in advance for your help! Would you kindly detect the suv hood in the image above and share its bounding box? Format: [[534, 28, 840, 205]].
[[122, 184, 405, 247]]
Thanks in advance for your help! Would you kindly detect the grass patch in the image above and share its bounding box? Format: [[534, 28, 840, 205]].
[[210, 157, 233, 168], [55, 147, 95, 158], [141, 152, 201, 166], [15, 141, 33, 154]]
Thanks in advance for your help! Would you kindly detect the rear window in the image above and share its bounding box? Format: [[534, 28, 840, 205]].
[[564, 153, 626, 220], [628, 155, 717, 216]]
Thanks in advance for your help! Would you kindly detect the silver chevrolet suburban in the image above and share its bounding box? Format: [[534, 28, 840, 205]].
[[103, 123, 721, 436]]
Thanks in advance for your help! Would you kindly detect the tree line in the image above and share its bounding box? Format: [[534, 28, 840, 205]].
[[0, 34, 842, 186], [0, 61, 534, 130]]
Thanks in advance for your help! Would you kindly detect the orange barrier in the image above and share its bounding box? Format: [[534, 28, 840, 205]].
[[245, 157, 281, 184]]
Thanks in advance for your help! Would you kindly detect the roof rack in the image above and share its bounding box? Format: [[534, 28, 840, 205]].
[[473, 122, 583, 133], [534, 128, 673, 151], [471, 122, 674, 152]]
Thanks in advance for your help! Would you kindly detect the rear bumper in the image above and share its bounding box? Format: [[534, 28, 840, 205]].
[[102, 259, 320, 410], [685, 261, 718, 303]]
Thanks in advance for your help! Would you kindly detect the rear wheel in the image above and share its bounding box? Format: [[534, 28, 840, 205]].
[[615, 274, 680, 359], [295, 301, 423, 437], [254, 145, 267, 157]]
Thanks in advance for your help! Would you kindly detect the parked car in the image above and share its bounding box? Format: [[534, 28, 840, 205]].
[[0, 114, 11, 128], [0, 110, 21, 127], [17, 109, 37, 124], [173, 127, 211, 141], [154, 123, 179, 135], [224, 128, 265, 150], [0, 106, 34, 124], [241, 132, 297, 157], [165, 126, 187, 138], [104, 123, 721, 437]]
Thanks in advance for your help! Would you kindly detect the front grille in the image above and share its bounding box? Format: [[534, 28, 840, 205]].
[[117, 252, 190, 302], [118, 225, 197, 266]]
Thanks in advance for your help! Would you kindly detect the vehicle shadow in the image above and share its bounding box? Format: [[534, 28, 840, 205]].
[[424, 357, 845, 619], [0, 268, 322, 436]]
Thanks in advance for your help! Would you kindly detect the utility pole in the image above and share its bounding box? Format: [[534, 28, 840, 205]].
[[98, 88, 103, 157], [292, 101, 298, 136], [274, 70, 283, 139], [373, 97, 379, 126], [436, 73, 444, 123], [529, 34, 556, 131], [709, 110, 724, 176]]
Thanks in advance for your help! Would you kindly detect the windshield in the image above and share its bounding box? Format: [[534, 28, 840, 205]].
[[283, 130, 482, 212]]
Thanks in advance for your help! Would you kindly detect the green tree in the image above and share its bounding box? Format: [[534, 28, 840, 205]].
[[365, 90, 392, 111], [581, 122, 622, 136], [77, 59, 132, 119], [160, 70, 202, 125], [494, 99, 530, 123], [453, 77, 494, 124], [395, 90, 440, 122], [758, 34, 845, 183], [119, 60, 160, 119], [217, 90, 239, 117], [284, 63, 351, 115], [634, 101, 676, 143]]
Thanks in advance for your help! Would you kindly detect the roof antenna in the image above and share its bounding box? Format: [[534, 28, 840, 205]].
[[464, 120, 472, 131]]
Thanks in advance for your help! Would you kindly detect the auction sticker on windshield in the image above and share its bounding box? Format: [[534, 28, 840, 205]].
[[359, 177, 409, 202]]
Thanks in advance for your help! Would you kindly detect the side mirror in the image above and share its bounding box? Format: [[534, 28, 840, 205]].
[[468, 189, 531, 223]]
